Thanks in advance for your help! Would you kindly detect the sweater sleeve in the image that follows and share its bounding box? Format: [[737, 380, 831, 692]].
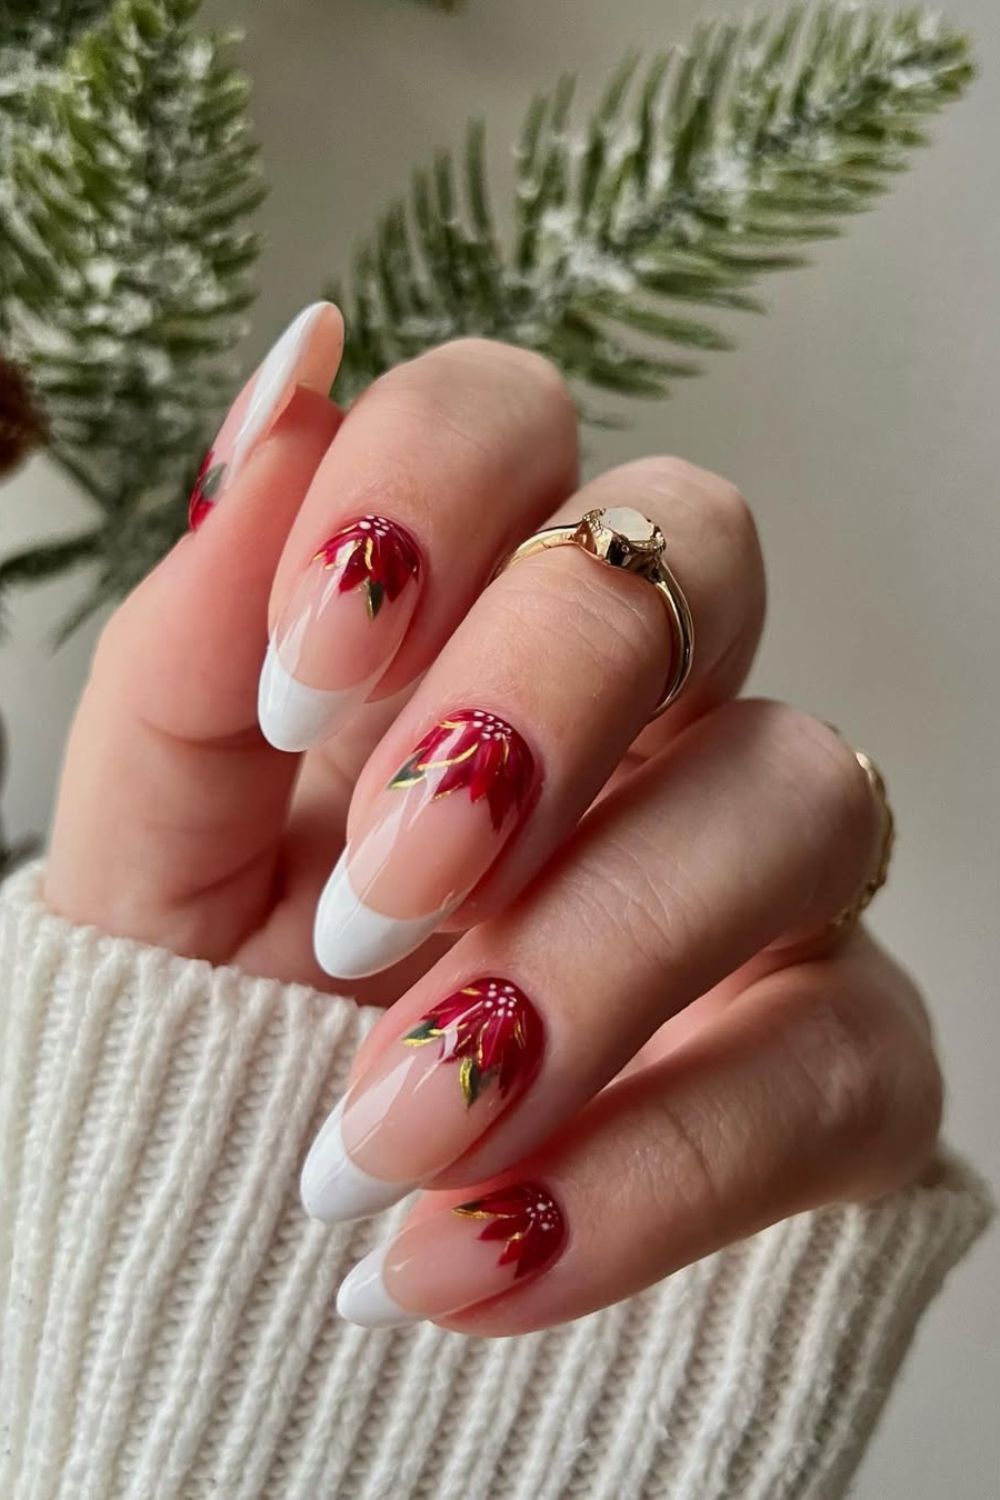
[[0, 864, 992, 1500]]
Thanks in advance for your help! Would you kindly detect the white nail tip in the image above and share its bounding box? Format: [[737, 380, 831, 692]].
[[336, 1243, 416, 1329], [313, 853, 442, 980], [230, 302, 336, 479], [300, 1098, 410, 1223], [258, 642, 352, 752]]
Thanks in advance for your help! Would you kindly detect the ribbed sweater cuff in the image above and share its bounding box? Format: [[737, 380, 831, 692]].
[[0, 865, 992, 1500]]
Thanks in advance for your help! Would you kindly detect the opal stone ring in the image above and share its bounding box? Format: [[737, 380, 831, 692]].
[[501, 506, 694, 718]]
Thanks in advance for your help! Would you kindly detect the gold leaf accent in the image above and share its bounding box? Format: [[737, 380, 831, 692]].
[[418, 743, 478, 774], [459, 1057, 477, 1107], [454, 1202, 520, 1222]]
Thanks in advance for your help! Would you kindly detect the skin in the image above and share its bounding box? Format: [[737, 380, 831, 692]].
[[45, 336, 942, 1335]]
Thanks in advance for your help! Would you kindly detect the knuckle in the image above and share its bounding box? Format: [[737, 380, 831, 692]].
[[907, 1044, 945, 1173], [877, 966, 945, 1177], [788, 979, 943, 1192], [793, 986, 895, 1152], [367, 338, 577, 477], [442, 336, 570, 393], [429, 337, 575, 421], [675, 459, 758, 562], [707, 478, 765, 626], [616, 455, 759, 555], [734, 699, 881, 869]]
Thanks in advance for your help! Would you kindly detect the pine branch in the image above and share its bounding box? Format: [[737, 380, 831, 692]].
[[1, 0, 262, 562], [332, 3, 973, 406], [0, 2, 974, 636]]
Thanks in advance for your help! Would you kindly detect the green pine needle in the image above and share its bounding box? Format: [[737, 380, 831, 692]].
[[0, 2, 975, 635], [332, 4, 973, 407], [1, 0, 262, 626]]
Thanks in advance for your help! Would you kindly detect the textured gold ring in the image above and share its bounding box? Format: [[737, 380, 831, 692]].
[[501, 506, 694, 718], [828, 741, 895, 934]]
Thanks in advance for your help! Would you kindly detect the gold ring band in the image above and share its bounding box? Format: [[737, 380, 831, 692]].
[[828, 740, 895, 934], [501, 507, 694, 718]]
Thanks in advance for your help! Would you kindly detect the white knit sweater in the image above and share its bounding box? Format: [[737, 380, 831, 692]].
[[0, 866, 991, 1500]]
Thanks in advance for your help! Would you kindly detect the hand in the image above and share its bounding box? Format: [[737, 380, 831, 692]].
[[45, 305, 942, 1334]]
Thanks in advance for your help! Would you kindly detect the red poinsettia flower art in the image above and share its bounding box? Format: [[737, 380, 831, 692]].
[[389, 710, 535, 831], [403, 979, 544, 1107], [314, 514, 421, 619], [187, 449, 227, 530], [454, 1183, 566, 1279]]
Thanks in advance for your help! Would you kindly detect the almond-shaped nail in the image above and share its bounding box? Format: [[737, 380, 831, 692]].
[[300, 978, 544, 1221], [336, 1183, 567, 1328], [314, 710, 537, 978], [258, 515, 422, 751], [187, 300, 343, 530]]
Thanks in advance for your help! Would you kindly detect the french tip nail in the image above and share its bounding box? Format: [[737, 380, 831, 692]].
[[313, 853, 442, 980], [257, 642, 352, 753], [300, 1098, 410, 1223], [296, 299, 344, 390], [336, 1244, 417, 1329]]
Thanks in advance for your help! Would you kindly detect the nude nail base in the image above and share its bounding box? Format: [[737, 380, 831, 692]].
[[336, 1184, 567, 1328]]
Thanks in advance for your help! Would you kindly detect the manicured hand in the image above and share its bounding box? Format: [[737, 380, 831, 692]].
[[46, 304, 941, 1334]]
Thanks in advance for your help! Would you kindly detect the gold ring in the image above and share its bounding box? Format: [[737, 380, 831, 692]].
[[828, 741, 895, 934], [501, 507, 694, 718]]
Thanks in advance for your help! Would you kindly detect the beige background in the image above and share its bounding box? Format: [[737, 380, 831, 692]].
[[1, 0, 997, 1493]]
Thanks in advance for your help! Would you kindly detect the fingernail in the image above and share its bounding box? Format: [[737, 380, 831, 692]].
[[187, 300, 343, 530], [300, 978, 544, 1222], [258, 515, 422, 751], [313, 710, 537, 978], [336, 1183, 567, 1328]]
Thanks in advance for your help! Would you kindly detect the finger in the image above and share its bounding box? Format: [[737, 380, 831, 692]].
[[312, 457, 764, 980], [45, 306, 345, 956], [334, 930, 941, 1333], [256, 337, 579, 751], [300, 701, 881, 1221]]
